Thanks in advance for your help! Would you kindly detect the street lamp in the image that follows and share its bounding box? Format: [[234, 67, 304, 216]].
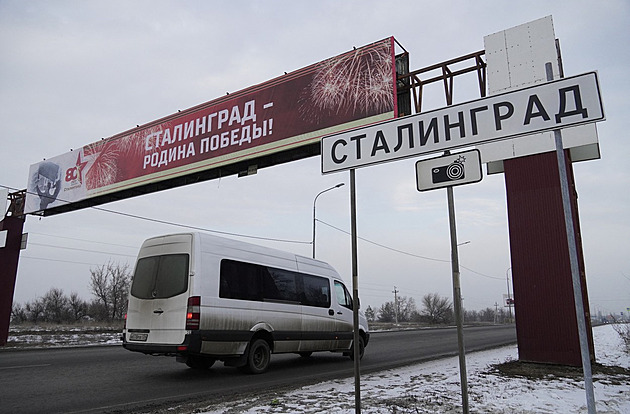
[[312, 183, 344, 258]]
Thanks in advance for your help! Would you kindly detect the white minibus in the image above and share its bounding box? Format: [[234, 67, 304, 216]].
[[123, 232, 369, 374]]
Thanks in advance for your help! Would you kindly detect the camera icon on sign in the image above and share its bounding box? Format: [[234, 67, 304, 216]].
[[431, 156, 466, 184]]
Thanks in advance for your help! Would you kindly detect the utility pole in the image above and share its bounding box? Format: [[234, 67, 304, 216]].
[[494, 302, 499, 325], [392, 286, 399, 325]]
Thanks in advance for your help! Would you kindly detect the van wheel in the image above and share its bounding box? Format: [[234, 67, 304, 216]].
[[244, 339, 271, 374], [185, 356, 215, 370], [349, 336, 365, 361]]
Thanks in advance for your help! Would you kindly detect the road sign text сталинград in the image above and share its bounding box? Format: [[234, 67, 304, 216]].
[[321, 71, 604, 174]]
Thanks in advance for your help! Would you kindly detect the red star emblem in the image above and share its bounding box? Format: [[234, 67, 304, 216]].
[[75, 152, 89, 184]]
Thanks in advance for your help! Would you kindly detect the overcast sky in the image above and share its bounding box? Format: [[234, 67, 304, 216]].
[[1, 1, 628, 316]]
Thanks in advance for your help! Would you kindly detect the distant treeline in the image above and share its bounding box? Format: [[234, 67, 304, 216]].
[[12, 267, 512, 326], [366, 293, 513, 325], [11, 261, 131, 324]]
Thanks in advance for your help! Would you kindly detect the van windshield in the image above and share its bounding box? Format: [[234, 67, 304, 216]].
[[131, 254, 189, 299]]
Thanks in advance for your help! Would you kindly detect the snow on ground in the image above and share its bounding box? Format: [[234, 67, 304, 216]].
[[5, 324, 122, 348], [195, 324, 630, 414], [4, 323, 628, 412]]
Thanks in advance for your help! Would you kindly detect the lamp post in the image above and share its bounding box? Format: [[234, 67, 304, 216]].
[[312, 183, 344, 258]]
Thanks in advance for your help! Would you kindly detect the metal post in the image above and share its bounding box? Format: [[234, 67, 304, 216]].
[[392, 286, 399, 325], [446, 182, 469, 414], [506, 267, 513, 323], [312, 183, 344, 258], [349, 169, 361, 414], [546, 62, 596, 414]]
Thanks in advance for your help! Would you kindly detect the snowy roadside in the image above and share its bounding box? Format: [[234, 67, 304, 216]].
[[189, 324, 629, 414], [3, 324, 628, 413], [3, 324, 122, 349]]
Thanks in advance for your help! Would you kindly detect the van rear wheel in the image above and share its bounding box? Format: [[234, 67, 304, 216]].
[[243, 338, 271, 374]]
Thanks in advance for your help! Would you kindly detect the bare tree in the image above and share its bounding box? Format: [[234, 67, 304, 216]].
[[377, 301, 396, 322], [11, 303, 27, 324], [364, 305, 376, 322], [68, 292, 88, 321], [464, 309, 479, 322], [25, 298, 45, 323], [421, 293, 453, 325], [90, 261, 131, 321], [396, 296, 417, 322], [479, 307, 495, 322], [42, 287, 69, 323], [377, 297, 418, 323]]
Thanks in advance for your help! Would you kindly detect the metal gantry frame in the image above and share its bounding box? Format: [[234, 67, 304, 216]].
[[397, 50, 487, 112], [6, 190, 26, 217]]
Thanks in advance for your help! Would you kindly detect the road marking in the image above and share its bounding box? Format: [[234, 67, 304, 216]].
[[0, 364, 51, 370]]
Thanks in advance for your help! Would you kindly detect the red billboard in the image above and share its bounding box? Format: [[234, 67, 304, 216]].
[[26, 37, 398, 215]]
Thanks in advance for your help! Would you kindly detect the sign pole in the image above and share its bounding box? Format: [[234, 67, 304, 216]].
[[350, 168, 361, 414], [444, 156, 470, 414], [546, 63, 596, 413]]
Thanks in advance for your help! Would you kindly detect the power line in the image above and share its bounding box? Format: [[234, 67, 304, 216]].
[[30, 232, 138, 249], [459, 265, 505, 281], [318, 219, 505, 280], [28, 242, 137, 258], [1, 183, 311, 246], [20, 255, 119, 267], [5, 183, 505, 281], [317, 219, 450, 264], [92, 205, 312, 245]]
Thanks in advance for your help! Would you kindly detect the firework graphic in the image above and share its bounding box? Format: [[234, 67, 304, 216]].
[[84, 124, 168, 190], [118, 125, 155, 159], [84, 142, 120, 190], [300, 43, 394, 124]]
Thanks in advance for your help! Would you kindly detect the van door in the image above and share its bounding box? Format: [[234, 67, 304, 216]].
[[299, 274, 336, 352], [333, 280, 354, 350], [126, 253, 191, 346]]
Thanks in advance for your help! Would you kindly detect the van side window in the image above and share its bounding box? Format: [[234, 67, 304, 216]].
[[302, 275, 330, 308], [219, 259, 331, 308], [334, 281, 353, 310], [131, 254, 189, 299], [264, 268, 298, 303], [219, 260, 262, 301]]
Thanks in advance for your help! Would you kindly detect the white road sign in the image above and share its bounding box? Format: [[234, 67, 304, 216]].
[[321, 71, 604, 174], [415, 150, 482, 192]]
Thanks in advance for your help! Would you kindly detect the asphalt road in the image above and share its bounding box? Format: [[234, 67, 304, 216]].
[[0, 325, 516, 413]]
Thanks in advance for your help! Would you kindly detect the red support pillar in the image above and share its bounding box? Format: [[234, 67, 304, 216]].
[[504, 151, 595, 366], [0, 194, 25, 346]]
